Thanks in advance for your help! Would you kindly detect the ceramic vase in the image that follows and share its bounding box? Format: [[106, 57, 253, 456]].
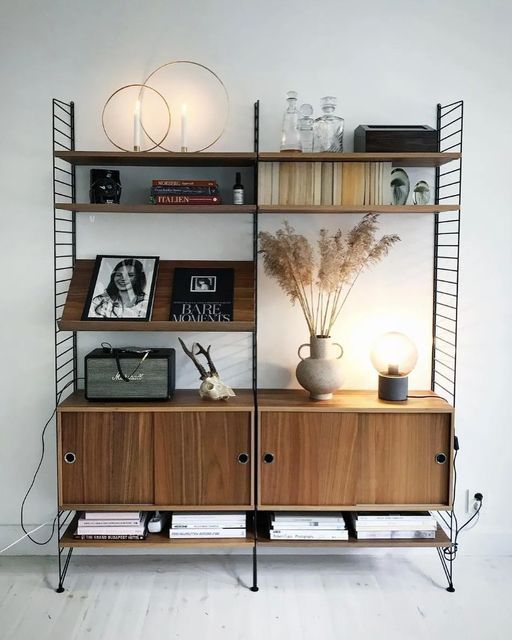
[[295, 336, 344, 400]]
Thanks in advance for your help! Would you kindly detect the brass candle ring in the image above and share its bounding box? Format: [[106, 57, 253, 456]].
[[102, 83, 171, 152], [142, 60, 230, 153]]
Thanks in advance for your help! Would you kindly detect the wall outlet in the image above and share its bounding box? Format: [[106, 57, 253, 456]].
[[465, 489, 483, 513]]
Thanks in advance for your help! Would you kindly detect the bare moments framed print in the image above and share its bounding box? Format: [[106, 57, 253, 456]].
[[82, 255, 159, 320]]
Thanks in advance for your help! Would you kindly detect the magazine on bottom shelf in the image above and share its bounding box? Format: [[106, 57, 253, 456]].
[[356, 530, 436, 540], [270, 529, 349, 541], [73, 533, 148, 541], [169, 529, 246, 539]]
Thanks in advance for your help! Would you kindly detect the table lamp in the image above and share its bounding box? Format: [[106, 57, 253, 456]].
[[370, 332, 418, 401]]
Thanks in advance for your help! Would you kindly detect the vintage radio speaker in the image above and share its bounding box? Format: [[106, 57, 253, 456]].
[[85, 347, 175, 401]]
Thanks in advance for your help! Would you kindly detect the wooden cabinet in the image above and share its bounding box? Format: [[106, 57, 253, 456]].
[[154, 411, 252, 507], [258, 390, 453, 510], [59, 411, 153, 505], [57, 390, 254, 510]]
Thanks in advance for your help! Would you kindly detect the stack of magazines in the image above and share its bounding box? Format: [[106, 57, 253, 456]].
[[349, 511, 438, 539], [269, 512, 348, 540], [169, 512, 246, 539], [74, 512, 149, 540]]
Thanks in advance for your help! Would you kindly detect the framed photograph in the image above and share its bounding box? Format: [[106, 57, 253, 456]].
[[81, 255, 159, 321], [190, 275, 217, 292]]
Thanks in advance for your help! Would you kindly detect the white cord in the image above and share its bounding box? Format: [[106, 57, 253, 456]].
[[0, 520, 54, 554]]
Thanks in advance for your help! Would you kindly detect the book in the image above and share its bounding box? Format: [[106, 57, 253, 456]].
[[150, 186, 219, 196], [271, 522, 346, 530], [356, 530, 436, 540], [73, 533, 148, 540], [355, 511, 435, 521], [272, 512, 344, 523], [270, 530, 349, 541], [78, 516, 144, 527], [170, 267, 234, 322], [152, 179, 217, 187], [341, 162, 365, 205], [151, 194, 221, 205], [84, 511, 142, 520], [320, 162, 333, 205], [169, 529, 246, 539], [355, 523, 437, 531]]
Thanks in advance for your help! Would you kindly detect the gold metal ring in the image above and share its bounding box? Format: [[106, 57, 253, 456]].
[[143, 60, 229, 152], [102, 83, 172, 152]]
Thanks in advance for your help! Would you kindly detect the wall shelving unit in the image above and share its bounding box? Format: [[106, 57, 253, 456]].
[[51, 97, 463, 594]]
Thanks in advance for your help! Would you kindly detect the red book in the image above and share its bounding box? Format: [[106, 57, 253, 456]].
[[152, 179, 217, 187], [153, 194, 222, 205]]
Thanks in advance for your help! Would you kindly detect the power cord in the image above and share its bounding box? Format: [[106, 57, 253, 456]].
[[439, 440, 484, 561], [19, 378, 83, 545]]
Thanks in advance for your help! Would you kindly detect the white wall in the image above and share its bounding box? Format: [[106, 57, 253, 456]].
[[1, 0, 511, 555]]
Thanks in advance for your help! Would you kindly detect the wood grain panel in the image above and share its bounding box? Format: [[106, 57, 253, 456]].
[[55, 150, 257, 167], [59, 260, 254, 332], [154, 412, 252, 506], [59, 412, 153, 505], [55, 203, 256, 214], [259, 412, 358, 506], [259, 205, 459, 215], [357, 413, 451, 505]]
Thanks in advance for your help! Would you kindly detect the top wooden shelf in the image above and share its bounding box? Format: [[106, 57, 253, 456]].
[[259, 152, 461, 167], [258, 389, 453, 413], [54, 151, 257, 167], [54, 150, 460, 168]]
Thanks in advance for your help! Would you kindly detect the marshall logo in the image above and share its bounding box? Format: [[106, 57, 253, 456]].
[[111, 372, 144, 382]]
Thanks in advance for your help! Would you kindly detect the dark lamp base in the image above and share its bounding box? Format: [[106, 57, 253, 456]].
[[378, 375, 408, 401]]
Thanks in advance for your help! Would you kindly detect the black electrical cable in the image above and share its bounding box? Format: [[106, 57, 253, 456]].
[[20, 378, 84, 545], [441, 447, 483, 561]]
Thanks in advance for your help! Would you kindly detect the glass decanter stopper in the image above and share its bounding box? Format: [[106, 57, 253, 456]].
[[280, 91, 302, 152], [313, 96, 344, 152], [298, 104, 314, 152]]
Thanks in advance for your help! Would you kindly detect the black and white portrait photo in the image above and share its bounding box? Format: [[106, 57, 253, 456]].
[[82, 255, 159, 320], [190, 275, 216, 292]]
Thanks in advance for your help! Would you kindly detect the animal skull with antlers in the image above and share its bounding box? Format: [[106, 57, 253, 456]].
[[179, 338, 236, 401]]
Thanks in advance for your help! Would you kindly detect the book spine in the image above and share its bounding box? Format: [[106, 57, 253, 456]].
[[151, 195, 222, 205], [84, 512, 141, 520], [169, 529, 246, 538], [271, 523, 346, 530], [152, 180, 217, 187], [270, 531, 349, 540], [73, 534, 147, 540], [77, 527, 147, 535], [356, 530, 436, 539], [151, 186, 218, 196], [355, 524, 437, 531], [78, 519, 142, 527]]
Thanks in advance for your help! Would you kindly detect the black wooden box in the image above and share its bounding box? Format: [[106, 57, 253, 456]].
[[354, 125, 438, 152]]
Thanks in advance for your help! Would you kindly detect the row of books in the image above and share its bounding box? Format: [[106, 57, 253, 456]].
[[74, 511, 149, 540], [169, 512, 246, 539], [73, 511, 438, 541], [150, 179, 222, 205], [258, 162, 393, 206]]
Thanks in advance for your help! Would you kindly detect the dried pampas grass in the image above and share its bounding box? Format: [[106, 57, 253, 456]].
[[259, 214, 400, 337]]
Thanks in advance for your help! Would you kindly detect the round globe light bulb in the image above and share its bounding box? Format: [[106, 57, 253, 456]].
[[370, 332, 418, 378]]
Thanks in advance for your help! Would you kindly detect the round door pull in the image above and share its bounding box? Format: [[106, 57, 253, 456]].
[[435, 452, 447, 464], [263, 452, 274, 464], [238, 452, 249, 464], [64, 452, 76, 464]]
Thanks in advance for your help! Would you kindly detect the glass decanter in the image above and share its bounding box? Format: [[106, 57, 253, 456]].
[[298, 104, 314, 152], [313, 96, 344, 152], [280, 91, 302, 152]]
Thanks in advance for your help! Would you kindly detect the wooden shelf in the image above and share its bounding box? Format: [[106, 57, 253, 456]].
[[258, 389, 453, 413], [58, 389, 255, 412], [259, 152, 461, 167], [258, 205, 459, 215], [55, 203, 257, 214], [54, 151, 257, 167], [59, 259, 255, 332], [59, 515, 255, 548]]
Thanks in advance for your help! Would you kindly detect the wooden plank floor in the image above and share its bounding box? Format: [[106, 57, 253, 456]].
[[0, 555, 510, 640]]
